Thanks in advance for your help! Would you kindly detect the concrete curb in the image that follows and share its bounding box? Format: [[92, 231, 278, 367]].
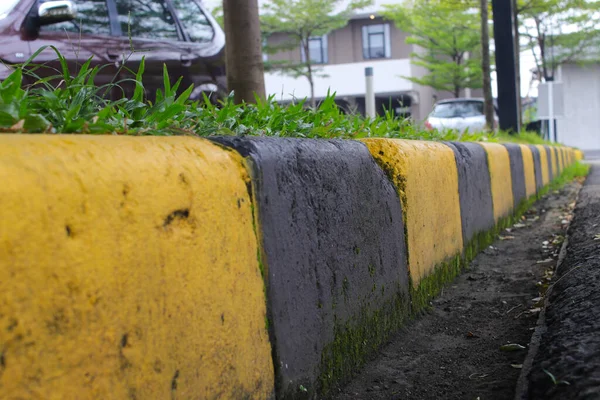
[[0, 135, 580, 399], [0, 135, 275, 399], [212, 137, 409, 399]]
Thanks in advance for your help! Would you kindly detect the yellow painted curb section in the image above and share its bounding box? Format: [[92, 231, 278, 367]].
[[559, 148, 565, 171], [478, 143, 514, 220], [568, 148, 573, 165], [549, 147, 558, 177], [519, 145, 537, 198], [535, 145, 550, 185], [360, 139, 463, 284], [0, 136, 274, 400]]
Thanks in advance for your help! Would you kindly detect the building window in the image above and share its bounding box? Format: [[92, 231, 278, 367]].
[[362, 24, 391, 59], [301, 35, 328, 64]]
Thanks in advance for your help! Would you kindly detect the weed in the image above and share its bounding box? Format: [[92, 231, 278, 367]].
[[0, 48, 561, 143], [543, 368, 571, 386]]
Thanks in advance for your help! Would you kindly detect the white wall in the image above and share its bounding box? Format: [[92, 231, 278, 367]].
[[265, 58, 413, 101], [556, 63, 600, 150]]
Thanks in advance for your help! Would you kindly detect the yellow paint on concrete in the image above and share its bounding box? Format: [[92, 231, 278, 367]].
[[478, 143, 514, 220], [568, 149, 573, 164], [575, 149, 585, 161], [549, 147, 558, 177], [0, 136, 274, 400], [519, 145, 537, 198], [535, 145, 550, 185], [559, 148, 565, 171], [360, 139, 463, 284]]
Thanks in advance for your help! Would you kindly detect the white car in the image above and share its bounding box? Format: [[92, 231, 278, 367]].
[[424, 98, 499, 133]]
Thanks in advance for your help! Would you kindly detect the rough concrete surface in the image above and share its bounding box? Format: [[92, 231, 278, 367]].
[[545, 146, 555, 181], [519, 145, 537, 199], [478, 143, 514, 220], [333, 179, 581, 400], [360, 139, 463, 284], [445, 141, 495, 247], [213, 137, 409, 399], [0, 136, 274, 400], [529, 146, 545, 192], [504, 143, 528, 208], [535, 145, 551, 186], [525, 164, 600, 400]]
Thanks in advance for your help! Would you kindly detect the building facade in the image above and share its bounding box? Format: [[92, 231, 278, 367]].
[[555, 63, 600, 150], [264, 12, 480, 121]]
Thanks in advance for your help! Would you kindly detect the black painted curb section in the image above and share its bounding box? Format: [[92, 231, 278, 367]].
[[544, 146, 555, 181], [518, 165, 600, 400], [445, 141, 495, 247], [529, 145, 544, 191], [504, 143, 528, 208], [212, 137, 409, 399]]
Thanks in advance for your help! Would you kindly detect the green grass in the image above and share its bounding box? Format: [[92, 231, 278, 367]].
[[491, 131, 555, 146], [0, 47, 557, 145]]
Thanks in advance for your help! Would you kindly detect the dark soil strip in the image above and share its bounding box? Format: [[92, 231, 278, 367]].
[[523, 165, 600, 400], [332, 182, 582, 400]]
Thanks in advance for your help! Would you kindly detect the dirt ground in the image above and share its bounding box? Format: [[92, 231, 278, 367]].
[[525, 164, 600, 400], [332, 181, 582, 400]]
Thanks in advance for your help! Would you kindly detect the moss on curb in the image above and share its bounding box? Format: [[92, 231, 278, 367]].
[[316, 286, 411, 398]]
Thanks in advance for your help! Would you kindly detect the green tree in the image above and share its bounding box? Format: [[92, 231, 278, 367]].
[[518, 0, 600, 81], [209, 4, 224, 28], [261, 0, 372, 108], [383, 0, 483, 98]]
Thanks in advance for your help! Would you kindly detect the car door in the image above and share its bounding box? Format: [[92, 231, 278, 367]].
[[26, 0, 121, 91], [111, 0, 186, 101]]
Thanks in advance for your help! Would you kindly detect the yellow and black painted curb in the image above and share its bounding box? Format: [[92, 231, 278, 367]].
[[0, 135, 579, 399]]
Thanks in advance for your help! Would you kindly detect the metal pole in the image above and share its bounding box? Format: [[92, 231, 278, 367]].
[[491, 0, 520, 132], [365, 67, 376, 118], [548, 81, 555, 142], [464, 52, 471, 99]]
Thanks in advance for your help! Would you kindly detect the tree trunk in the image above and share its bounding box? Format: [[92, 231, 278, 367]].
[[513, 0, 522, 129], [303, 40, 316, 108], [223, 0, 265, 104], [309, 76, 316, 108], [480, 0, 494, 131]]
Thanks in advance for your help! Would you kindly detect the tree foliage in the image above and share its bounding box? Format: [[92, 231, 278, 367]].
[[517, 0, 600, 81], [383, 0, 483, 97], [260, 0, 372, 107]]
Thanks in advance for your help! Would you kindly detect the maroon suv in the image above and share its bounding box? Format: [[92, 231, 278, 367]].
[[0, 0, 226, 100]]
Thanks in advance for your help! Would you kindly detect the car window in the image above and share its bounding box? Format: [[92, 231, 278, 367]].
[[40, 0, 111, 35], [115, 0, 179, 41], [0, 0, 20, 18], [431, 102, 484, 118], [169, 0, 214, 43]]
